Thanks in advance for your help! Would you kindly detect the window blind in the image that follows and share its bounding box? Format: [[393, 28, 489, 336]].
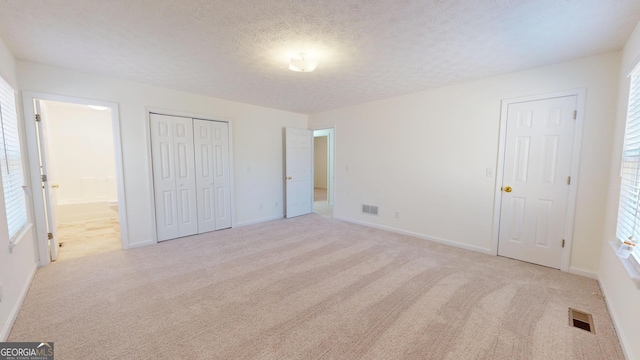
[[616, 62, 640, 260], [0, 75, 27, 240]]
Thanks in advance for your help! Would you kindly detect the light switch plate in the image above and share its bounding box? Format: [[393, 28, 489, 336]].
[[486, 168, 494, 177]]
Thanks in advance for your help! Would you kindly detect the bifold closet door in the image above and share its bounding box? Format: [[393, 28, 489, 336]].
[[194, 119, 232, 231], [150, 114, 199, 241]]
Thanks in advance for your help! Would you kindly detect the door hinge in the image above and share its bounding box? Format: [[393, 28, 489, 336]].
[[567, 176, 571, 185], [41, 174, 48, 182], [573, 110, 577, 120], [35, 114, 41, 122], [562, 239, 565, 248], [47, 232, 53, 240]]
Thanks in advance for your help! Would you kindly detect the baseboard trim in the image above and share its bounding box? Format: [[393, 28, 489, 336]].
[[235, 215, 284, 228], [126, 240, 156, 249], [333, 216, 493, 255], [0, 263, 37, 341], [598, 277, 633, 360], [568, 267, 599, 280]]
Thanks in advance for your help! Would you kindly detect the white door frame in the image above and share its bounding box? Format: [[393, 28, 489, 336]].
[[491, 89, 586, 272], [145, 107, 236, 243], [22, 92, 129, 265], [312, 127, 335, 205]]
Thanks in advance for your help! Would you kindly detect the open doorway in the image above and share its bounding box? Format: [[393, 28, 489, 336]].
[[313, 128, 334, 218], [37, 100, 122, 261], [23, 93, 127, 265]]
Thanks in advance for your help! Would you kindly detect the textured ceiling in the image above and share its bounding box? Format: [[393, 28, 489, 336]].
[[0, 0, 639, 114]]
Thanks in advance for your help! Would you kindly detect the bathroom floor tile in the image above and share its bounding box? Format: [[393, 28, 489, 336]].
[[55, 218, 122, 262]]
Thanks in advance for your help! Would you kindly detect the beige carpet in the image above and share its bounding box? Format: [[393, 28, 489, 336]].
[[9, 215, 623, 359]]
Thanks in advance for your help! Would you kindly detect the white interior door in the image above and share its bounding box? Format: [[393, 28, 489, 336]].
[[497, 95, 577, 269], [150, 114, 198, 241], [211, 121, 231, 229], [193, 119, 232, 232], [285, 128, 313, 218], [172, 116, 198, 237], [194, 119, 216, 233], [34, 100, 59, 261]]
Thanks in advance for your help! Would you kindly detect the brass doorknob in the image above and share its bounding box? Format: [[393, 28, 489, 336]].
[[504, 186, 512, 193], [286, 176, 292, 180], [52, 184, 59, 189]]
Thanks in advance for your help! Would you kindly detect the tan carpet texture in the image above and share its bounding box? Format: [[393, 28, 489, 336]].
[[9, 215, 623, 359]]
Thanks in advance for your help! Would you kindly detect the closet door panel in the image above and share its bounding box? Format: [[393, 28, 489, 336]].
[[173, 116, 198, 237], [194, 119, 216, 233], [212, 121, 232, 229], [150, 114, 179, 241]]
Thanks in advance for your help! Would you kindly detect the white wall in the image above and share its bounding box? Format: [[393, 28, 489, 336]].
[[600, 21, 640, 360], [17, 61, 308, 248], [0, 37, 39, 340], [44, 101, 118, 204], [309, 51, 620, 274], [314, 136, 328, 189]]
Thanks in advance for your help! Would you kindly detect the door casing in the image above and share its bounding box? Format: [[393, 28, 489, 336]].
[[22, 92, 128, 265], [492, 89, 586, 272]]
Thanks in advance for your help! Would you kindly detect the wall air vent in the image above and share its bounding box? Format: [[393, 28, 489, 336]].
[[362, 204, 379, 215], [568, 308, 595, 334]]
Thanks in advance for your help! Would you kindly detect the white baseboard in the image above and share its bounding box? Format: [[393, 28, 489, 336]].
[[598, 277, 632, 360], [126, 239, 156, 249], [0, 263, 37, 341], [568, 266, 599, 280], [333, 216, 494, 255], [235, 215, 284, 228]]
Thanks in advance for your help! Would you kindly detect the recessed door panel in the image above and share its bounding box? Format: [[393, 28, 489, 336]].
[[509, 197, 526, 242], [514, 137, 530, 183], [541, 136, 559, 184], [163, 191, 176, 227], [535, 200, 553, 247]]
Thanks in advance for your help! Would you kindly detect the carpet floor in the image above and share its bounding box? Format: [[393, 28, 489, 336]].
[[8, 215, 623, 359]]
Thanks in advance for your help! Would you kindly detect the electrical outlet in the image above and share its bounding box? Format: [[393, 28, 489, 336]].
[[395, 211, 400, 219]]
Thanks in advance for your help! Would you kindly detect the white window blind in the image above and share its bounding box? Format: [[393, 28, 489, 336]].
[[616, 62, 640, 261], [0, 75, 27, 240]]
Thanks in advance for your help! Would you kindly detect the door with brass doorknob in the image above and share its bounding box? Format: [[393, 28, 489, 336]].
[[497, 94, 578, 270], [285, 128, 313, 218]]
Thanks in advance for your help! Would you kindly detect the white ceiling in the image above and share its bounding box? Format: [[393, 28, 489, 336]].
[[1, 0, 639, 114]]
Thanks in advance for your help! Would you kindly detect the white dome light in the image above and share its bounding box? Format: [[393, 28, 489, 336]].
[[289, 53, 318, 72]]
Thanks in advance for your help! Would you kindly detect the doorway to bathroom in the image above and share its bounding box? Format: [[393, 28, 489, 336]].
[[313, 128, 334, 218], [23, 93, 127, 264]]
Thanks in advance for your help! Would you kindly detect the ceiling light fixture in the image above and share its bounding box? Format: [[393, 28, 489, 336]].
[[88, 105, 109, 111], [289, 53, 318, 72]]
